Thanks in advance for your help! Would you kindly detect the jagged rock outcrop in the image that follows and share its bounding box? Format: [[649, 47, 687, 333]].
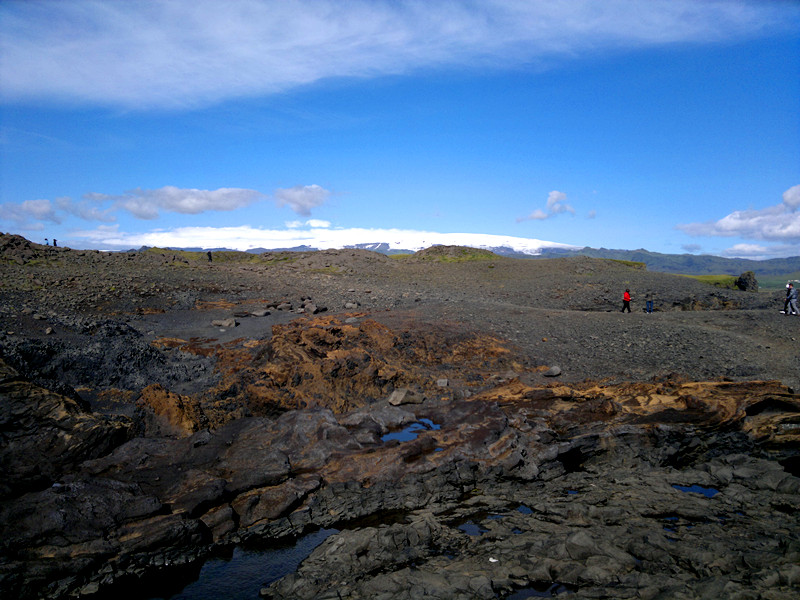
[[0, 360, 132, 499], [735, 270, 759, 292], [2, 347, 799, 598]]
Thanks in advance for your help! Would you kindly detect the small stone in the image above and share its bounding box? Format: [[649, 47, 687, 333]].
[[388, 388, 424, 406], [211, 318, 237, 328], [45, 327, 54, 335], [544, 366, 562, 377]]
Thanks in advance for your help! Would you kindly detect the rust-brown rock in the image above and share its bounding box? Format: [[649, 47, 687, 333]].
[[137, 383, 208, 436], [152, 313, 527, 427]]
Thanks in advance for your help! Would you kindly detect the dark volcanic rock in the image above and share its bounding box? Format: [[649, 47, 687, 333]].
[[0, 360, 132, 499], [736, 270, 759, 292], [3, 344, 800, 599]]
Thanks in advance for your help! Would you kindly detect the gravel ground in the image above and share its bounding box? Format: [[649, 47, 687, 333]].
[[1, 236, 798, 392]]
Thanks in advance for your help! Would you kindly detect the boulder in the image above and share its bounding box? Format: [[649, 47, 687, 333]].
[[211, 318, 237, 328], [388, 387, 425, 406], [544, 365, 562, 377], [735, 271, 758, 292]]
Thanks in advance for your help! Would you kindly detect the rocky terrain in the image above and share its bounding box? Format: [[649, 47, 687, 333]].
[[1, 232, 799, 599]]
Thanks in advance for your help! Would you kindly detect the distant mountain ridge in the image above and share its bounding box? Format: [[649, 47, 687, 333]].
[[535, 247, 800, 277], [134, 236, 800, 279], [338, 243, 800, 277]]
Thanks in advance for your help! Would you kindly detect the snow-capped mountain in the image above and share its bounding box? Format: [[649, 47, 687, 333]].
[[250, 229, 579, 256]]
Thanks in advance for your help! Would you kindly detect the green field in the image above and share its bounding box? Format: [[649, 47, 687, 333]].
[[680, 272, 800, 291]]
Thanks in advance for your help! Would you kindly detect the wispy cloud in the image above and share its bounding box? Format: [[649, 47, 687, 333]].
[[721, 243, 773, 259], [1, 0, 795, 110], [84, 186, 264, 220], [56, 197, 117, 223], [0, 198, 61, 230], [518, 190, 575, 222], [0, 184, 329, 230], [677, 185, 800, 242], [274, 185, 331, 216]]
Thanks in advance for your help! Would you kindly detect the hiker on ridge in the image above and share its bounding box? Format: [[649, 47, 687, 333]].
[[645, 291, 654, 314], [621, 289, 631, 313], [787, 283, 798, 316]]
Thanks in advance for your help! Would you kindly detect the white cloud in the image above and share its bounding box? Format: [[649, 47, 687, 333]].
[[56, 196, 116, 222], [546, 190, 574, 215], [306, 219, 331, 228], [274, 185, 331, 216], [677, 185, 800, 242], [286, 218, 330, 229], [1, 1, 795, 110], [721, 243, 771, 259], [783, 184, 800, 210], [518, 190, 575, 222], [0, 198, 61, 230], [520, 209, 548, 221], [87, 186, 264, 220]]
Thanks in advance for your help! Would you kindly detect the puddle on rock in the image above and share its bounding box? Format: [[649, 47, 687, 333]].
[[381, 418, 441, 443], [662, 515, 679, 533], [148, 528, 338, 600], [456, 520, 489, 536], [672, 484, 719, 498]]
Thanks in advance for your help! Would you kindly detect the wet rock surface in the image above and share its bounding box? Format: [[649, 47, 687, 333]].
[[1, 234, 799, 599]]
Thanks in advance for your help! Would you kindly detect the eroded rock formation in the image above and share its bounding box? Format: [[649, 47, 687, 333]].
[[1, 314, 799, 599]]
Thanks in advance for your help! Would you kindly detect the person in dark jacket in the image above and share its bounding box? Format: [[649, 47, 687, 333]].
[[621, 289, 631, 313], [787, 283, 798, 316]]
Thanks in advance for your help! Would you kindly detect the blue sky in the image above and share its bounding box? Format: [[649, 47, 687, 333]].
[[1, 0, 798, 258]]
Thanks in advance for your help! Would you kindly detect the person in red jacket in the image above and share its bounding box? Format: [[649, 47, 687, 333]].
[[621, 289, 631, 313]]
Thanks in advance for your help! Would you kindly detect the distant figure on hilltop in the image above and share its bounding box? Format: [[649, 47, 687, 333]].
[[53, 239, 57, 247], [621, 289, 631, 313], [645, 291, 654, 314], [786, 283, 798, 316], [207, 251, 212, 263]]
